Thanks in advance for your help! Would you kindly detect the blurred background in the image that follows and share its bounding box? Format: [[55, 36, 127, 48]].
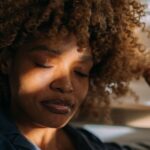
[[79, 0, 150, 145], [109, 0, 150, 129]]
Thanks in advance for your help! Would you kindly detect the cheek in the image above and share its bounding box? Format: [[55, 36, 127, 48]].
[[75, 80, 89, 103], [10, 68, 54, 96]]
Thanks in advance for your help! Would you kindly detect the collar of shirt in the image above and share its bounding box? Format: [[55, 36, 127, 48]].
[[0, 110, 40, 150], [0, 110, 103, 150]]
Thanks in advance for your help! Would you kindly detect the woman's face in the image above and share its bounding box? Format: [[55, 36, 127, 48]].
[[8, 35, 93, 128]]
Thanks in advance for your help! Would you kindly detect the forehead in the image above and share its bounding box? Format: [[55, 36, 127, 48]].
[[18, 34, 93, 63], [26, 34, 92, 55]]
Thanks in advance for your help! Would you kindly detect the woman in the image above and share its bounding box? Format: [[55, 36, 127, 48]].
[[0, 0, 146, 150]]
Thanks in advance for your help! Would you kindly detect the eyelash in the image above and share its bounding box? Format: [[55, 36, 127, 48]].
[[35, 63, 52, 68], [75, 71, 89, 78], [35, 62, 89, 77]]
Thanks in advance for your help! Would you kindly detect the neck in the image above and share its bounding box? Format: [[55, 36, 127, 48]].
[[10, 107, 73, 150], [10, 102, 60, 150], [16, 120, 59, 150]]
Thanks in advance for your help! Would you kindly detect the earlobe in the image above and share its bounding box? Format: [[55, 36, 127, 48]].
[[0, 50, 12, 75], [0, 61, 11, 74]]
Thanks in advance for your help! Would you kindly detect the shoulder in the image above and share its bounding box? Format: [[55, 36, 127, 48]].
[[0, 111, 16, 149], [76, 127, 127, 150], [0, 111, 38, 150], [64, 125, 105, 150], [77, 127, 105, 145], [65, 125, 133, 150], [0, 134, 15, 150]]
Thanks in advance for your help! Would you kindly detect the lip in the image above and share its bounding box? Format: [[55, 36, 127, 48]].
[[41, 99, 74, 115]]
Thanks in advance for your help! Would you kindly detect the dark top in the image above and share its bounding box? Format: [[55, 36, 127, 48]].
[[0, 111, 134, 150]]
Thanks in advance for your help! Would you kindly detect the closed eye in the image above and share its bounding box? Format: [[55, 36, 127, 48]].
[[75, 71, 89, 78], [35, 62, 53, 68]]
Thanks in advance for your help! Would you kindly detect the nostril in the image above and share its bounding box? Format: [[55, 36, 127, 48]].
[[50, 80, 74, 93], [56, 86, 73, 93], [55, 87, 65, 93]]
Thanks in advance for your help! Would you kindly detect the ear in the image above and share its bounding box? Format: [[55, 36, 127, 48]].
[[0, 49, 12, 75]]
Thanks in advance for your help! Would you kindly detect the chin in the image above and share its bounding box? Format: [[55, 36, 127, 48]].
[[36, 120, 69, 129], [32, 114, 73, 129]]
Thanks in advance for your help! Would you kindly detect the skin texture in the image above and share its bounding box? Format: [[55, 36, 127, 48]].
[[4, 35, 93, 150], [0, 0, 146, 121], [0, 0, 147, 149]]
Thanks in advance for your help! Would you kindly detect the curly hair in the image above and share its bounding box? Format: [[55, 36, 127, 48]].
[[0, 0, 147, 122]]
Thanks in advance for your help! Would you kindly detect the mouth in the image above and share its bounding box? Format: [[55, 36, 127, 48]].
[[41, 99, 75, 115]]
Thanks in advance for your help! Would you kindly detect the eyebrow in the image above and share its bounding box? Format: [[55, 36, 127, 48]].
[[29, 45, 61, 55], [29, 44, 93, 63]]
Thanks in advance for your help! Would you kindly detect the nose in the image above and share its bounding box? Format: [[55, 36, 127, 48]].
[[49, 75, 74, 93]]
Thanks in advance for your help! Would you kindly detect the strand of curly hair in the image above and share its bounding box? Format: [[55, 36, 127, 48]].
[[0, 0, 148, 123]]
